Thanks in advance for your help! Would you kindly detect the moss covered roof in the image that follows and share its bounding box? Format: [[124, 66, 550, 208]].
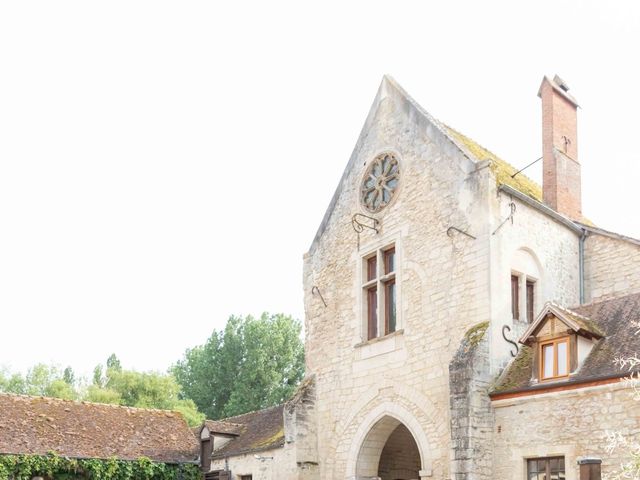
[[445, 126, 543, 202], [492, 293, 640, 396], [211, 405, 285, 458]]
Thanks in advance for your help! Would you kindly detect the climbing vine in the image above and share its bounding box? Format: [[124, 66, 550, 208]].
[[0, 453, 201, 480]]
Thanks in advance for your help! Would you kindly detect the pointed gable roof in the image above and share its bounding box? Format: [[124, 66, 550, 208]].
[[307, 75, 481, 254], [519, 301, 605, 345], [307, 75, 548, 254]]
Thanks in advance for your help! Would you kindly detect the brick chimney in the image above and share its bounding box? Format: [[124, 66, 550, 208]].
[[538, 75, 582, 219]]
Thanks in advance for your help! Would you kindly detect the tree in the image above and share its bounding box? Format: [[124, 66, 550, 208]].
[[173, 313, 305, 419], [0, 364, 77, 400], [85, 357, 204, 426], [106, 353, 122, 372], [62, 366, 75, 386]]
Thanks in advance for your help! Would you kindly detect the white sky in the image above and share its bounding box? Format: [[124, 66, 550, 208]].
[[1, 1, 639, 377]]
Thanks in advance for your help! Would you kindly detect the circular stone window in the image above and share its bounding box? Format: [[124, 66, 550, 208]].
[[361, 152, 400, 213]]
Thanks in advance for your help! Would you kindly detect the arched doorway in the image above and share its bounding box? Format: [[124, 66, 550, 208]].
[[356, 416, 422, 480]]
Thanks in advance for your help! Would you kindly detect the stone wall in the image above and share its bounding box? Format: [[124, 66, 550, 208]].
[[210, 445, 296, 480], [488, 190, 580, 372], [303, 76, 495, 480], [449, 322, 494, 480], [584, 232, 640, 303], [492, 382, 640, 480]]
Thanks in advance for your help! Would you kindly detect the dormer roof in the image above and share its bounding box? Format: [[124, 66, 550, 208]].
[[519, 301, 605, 346]]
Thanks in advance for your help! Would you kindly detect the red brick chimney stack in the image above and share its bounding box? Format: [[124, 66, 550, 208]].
[[538, 75, 582, 220]]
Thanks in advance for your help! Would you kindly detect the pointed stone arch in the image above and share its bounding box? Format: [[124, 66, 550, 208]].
[[346, 402, 432, 480]]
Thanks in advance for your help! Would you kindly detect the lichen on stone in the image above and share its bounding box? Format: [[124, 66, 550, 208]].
[[464, 321, 490, 349], [252, 426, 284, 449]]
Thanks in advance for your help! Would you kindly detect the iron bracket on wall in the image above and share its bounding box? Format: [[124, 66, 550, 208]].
[[502, 324, 519, 357], [446, 226, 476, 240], [492, 201, 517, 235], [311, 286, 327, 307], [352, 213, 379, 249]]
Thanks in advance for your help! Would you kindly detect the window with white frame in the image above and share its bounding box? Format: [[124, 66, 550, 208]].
[[362, 245, 397, 340]]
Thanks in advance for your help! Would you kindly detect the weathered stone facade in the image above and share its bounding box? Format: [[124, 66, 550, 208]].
[[493, 383, 640, 480], [298, 75, 638, 480], [200, 75, 639, 480], [584, 227, 640, 303]]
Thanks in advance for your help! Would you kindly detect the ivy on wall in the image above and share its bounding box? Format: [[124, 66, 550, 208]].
[[0, 453, 201, 480]]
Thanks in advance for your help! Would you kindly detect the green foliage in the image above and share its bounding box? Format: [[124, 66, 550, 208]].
[[0, 365, 77, 400], [0, 452, 201, 480], [173, 312, 305, 419]]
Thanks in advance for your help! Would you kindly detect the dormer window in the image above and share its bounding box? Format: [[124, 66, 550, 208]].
[[519, 302, 604, 383], [540, 337, 569, 380]]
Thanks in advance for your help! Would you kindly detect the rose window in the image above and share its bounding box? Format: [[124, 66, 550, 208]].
[[361, 153, 400, 213]]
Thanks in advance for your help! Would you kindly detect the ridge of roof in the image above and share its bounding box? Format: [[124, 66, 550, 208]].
[[0, 392, 184, 417]]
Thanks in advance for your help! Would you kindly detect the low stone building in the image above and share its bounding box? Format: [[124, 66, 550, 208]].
[[0, 393, 200, 478], [199, 75, 640, 480]]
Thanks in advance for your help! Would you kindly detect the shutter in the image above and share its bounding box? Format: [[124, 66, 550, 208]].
[[219, 471, 231, 480]]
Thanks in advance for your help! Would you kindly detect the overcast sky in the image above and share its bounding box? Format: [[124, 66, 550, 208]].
[[1, 1, 639, 377]]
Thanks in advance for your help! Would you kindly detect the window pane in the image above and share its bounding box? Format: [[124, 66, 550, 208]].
[[367, 256, 377, 281], [543, 344, 554, 378], [511, 275, 520, 319], [384, 248, 395, 274], [527, 280, 535, 323], [367, 287, 377, 340], [386, 281, 396, 334], [557, 341, 568, 376]]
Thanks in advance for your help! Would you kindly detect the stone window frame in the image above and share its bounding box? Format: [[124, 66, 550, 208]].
[[511, 444, 577, 480], [511, 270, 539, 324], [357, 234, 402, 344]]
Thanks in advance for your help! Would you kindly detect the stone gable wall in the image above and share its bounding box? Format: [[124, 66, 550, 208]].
[[303, 79, 495, 479], [584, 233, 640, 303]]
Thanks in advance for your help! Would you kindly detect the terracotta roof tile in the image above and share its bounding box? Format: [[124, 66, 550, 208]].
[[203, 419, 243, 436], [0, 394, 199, 463]]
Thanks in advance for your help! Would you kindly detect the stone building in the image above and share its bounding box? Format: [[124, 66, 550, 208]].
[[199, 75, 640, 480]]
